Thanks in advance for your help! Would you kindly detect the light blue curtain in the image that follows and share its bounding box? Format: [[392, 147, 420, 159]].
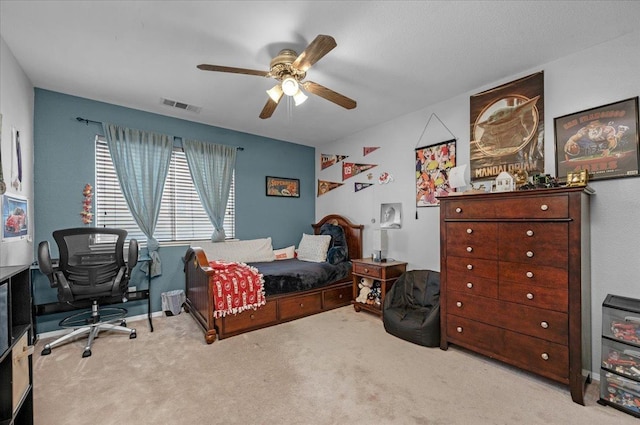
[[183, 139, 237, 242], [102, 123, 173, 277]]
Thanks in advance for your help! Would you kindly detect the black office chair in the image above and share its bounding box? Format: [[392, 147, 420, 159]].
[[382, 270, 441, 347], [38, 227, 138, 357]]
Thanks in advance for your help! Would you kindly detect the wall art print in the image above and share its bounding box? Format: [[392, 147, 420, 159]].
[[554, 96, 639, 182], [2, 193, 28, 241], [266, 176, 300, 197], [470, 71, 544, 182], [416, 139, 456, 207]]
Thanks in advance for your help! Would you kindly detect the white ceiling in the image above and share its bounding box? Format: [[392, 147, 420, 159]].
[[2, 1, 640, 147]]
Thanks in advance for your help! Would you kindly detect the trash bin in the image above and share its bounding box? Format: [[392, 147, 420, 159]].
[[161, 289, 186, 316]]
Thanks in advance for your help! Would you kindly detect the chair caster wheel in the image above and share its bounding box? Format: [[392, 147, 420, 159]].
[[41, 346, 51, 356], [82, 349, 92, 358], [130, 330, 137, 339], [121, 320, 127, 327]]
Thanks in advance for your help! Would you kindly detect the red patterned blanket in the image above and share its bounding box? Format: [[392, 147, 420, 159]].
[[209, 260, 266, 318]]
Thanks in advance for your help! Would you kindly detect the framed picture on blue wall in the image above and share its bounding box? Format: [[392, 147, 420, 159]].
[[266, 176, 300, 197]]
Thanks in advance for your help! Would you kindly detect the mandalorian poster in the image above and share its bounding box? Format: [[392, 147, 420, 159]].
[[470, 72, 544, 182]]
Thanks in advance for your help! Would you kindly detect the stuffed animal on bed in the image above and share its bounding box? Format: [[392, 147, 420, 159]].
[[356, 277, 374, 303]]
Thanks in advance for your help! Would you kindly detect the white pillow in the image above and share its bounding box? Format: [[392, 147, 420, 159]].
[[197, 237, 275, 263], [274, 245, 296, 260], [296, 234, 331, 263]]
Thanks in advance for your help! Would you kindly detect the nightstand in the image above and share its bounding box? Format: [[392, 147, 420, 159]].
[[351, 258, 407, 317]]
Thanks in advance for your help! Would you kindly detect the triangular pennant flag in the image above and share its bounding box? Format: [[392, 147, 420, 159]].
[[321, 154, 349, 170], [354, 182, 374, 192], [317, 180, 344, 196], [363, 147, 380, 156], [343, 162, 377, 181]]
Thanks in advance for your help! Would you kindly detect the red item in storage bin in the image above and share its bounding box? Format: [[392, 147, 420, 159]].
[[612, 319, 640, 344]]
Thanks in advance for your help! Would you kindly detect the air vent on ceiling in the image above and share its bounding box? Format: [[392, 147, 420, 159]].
[[160, 97, 202, 113]]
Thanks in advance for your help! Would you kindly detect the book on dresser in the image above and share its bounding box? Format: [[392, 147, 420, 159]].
[[438, 186, 593, 405]]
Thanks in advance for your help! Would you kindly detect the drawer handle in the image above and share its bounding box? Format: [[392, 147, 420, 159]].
[[250, 314, 255, 320], [364, 268, 369, 273], [526, 230, 534, 237], [540, 321, 549, 329], [466, 246, 473, 252], [338, 294, 343, 299], [526, 293, 534, 300], [467, 264, 473, 270], [455, 207, 462, 213], [526, 251, 534, 258], [466, 228, 473, 234], [541, 353, 549, 361], [456, 326, 463, 333], [456, 301, 463, 308], [526, 271, 534, 278], [300, 303, 304, 308], [540, 204, 549, 211], [466, 282, 473, 289]]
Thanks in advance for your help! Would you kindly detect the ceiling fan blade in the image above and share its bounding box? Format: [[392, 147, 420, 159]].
[[197, 64, 269, 77], [259, 95, 282, 119], [302, 81, 357, 110], [292, 35, 337, 72]]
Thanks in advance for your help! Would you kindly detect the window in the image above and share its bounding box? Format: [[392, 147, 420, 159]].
[[95, 137, 235, 243]]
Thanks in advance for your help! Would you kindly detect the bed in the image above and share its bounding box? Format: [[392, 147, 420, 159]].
[[183, 214, 363, 343]]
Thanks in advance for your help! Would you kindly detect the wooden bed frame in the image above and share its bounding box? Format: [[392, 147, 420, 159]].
[[183, 214, 363, 344]]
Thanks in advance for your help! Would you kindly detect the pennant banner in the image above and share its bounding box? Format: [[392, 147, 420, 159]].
[[363, 147, 380, 156], [342, 162, 377, 181], [317, 180, 343, 196], [354, 182, 374, 192], [321, 154, 348, 170]]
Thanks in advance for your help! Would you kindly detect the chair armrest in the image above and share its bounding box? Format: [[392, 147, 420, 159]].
[[38, 241, 57, 287], [54, 271, 74, 302]]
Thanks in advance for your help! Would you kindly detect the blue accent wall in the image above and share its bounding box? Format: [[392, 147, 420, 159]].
[[33, 89, 315, 332]]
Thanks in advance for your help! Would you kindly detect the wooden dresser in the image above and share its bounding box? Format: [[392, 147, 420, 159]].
[[439, 187, 593, 405]]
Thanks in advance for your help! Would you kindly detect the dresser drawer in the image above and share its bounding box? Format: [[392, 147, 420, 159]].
[[447, 256, 497, 280], [447, 316, 569, 381], [443, 194, 569, 219], [323, 284, 352, 309], [446, 291, 568, 344], [279, 292, 323, 320], [446, 270, 498, 298], [499, 223, 568, 266], [446, 223, 498, 259], [220, 300, 277, 333], [498, 281, 568, 312], [499, 262, 567, 288]]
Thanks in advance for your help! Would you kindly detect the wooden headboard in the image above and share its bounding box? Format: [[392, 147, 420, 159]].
[[311, 214, 364, 260]]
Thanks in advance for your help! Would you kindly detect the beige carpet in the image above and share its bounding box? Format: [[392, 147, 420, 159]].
[[33, 307, 634, 425]]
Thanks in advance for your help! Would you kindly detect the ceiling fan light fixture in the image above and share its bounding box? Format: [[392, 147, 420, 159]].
[[281, 76, 299, 96], [293, 89, 308, 106], [266, 84, 283, 102]]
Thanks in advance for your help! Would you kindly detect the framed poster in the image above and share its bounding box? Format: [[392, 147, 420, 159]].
[[470, 72, 544, 182], [266, 176, 300, 197], [554, 96, 639, 182], [380, 203, 402, 229], [415, 139, 456, 207], [2, 194, 28, 241]]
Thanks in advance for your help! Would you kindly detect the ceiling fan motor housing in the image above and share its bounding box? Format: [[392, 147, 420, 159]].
[[270, 49, 306, 81]]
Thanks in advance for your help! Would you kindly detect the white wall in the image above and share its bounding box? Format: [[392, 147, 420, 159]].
[[0, 36, 35, 266], [317, 30, 640, 375]]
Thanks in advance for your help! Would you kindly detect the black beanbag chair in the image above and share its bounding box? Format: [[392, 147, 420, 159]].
[[383, 269, 440, 347]]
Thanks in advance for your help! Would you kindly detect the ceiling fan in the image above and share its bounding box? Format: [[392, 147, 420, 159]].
[[197, 35, 357, 119]]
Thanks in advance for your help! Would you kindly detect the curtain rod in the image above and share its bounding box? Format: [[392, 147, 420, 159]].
[[75, 116, 244, 150]]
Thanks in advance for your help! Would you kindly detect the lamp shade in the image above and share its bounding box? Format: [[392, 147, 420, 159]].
[[281, 77, 299, 96]]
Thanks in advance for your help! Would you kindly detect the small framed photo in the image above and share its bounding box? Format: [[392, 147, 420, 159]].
[[380, 203, 402, 229], [266, 176, 300, 197], [554, 97, 640, 183]]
